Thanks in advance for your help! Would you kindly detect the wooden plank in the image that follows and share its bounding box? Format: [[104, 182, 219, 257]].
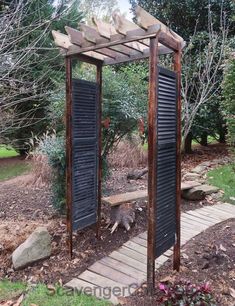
[[131, 236, 147, 247], [96, 64, 102, 239], [135, 6, 184, 46], [67, 24, 161, 56], [88, 261, 137, 285], [173, 49, 181, 272], [92, 17, 117, 38], [185, 212, 217, 225], [102, 182, 201, 206], [119, 246, 147, 264], [198, 207, 233, 220], [64, 277, 121, 304], [93, 17, 147, 54], [181, 216, 209, 230], [164, 248, 173, 257], [104, 49, 149, 65], [139, 232, 147, 240], [213, 203, 235, 213], [182, 213, 215, 226], [99, 257, 146, 283], [78, 270, 127, 291], [186, 210, 221, 223], [205, 205, 235, 216], [181, 181, 201, 190], [124, 240, 147, 256], [52, 30, 73, 49], [112, 11, 143, 35], [65, 57, 73, 258], [109, 251, 147, 273], [102, 190, 147, 206], [147, 36, 158, 295], [155, 254, 169, 268]]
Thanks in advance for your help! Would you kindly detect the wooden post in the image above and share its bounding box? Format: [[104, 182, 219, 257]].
[[65, 56, 73, 259], [147, 36, 158, 295], [96, 63, 102, 239], [173, 48, 182, 271]]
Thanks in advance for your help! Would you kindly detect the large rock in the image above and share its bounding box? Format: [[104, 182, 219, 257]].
[[194, 184, 220, 195], [191, 165, 207, 174], [182, 187, 206, 201], [183, 172, 201, 181], [12, 227, 51, 270]]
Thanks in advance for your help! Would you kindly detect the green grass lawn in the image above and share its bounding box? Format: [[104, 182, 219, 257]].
[[0, 145, 19, 158], [207, 163, 235, 204], [0, 161, 31, 181], [0, 279, 26, 301], [0, 281, 110, 306]]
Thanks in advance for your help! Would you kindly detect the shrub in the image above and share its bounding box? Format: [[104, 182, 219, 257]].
[[108, 138, 147, 168], [31, 132, 66, 212], [222, 57, 235, 148], [158, 280, 217, 306]]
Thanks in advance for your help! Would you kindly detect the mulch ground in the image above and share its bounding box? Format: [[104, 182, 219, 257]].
[[123, 218, 235, 306], [0, 143, 232, 302]]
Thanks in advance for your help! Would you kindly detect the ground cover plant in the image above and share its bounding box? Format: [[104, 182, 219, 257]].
[[207, 163, 235, 204], [0, 279, 26, 301], [0, 145, 18, 158], [0, 281, 110, 306]]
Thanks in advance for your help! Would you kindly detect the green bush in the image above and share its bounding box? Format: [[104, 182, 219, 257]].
[[222, 57, 235, 148], [36, 133, 66, 212]]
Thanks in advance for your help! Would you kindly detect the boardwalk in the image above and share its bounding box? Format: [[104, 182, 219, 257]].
[[65, 203, 235, 304]]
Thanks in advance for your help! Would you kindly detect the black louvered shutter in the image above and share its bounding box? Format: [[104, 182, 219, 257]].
[[155, 67, 177, 257], [71, 79, 98, 231]]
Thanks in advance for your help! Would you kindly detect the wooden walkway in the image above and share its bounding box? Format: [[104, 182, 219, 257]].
[[65, 203, 235, 304]]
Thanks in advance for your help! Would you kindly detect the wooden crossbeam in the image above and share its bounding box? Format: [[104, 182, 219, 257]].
[[93, 17, 146, 54], [135, 6, 184, 48], [52, 30, 105, 61], [112, 11, 144, 35], [66, 25, 125, 60], [52, 30, 73, 49], [67, 24, 161, 56]]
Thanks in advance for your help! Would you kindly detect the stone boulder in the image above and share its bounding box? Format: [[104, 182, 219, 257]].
[[182, 187, 206, 201], [191, 165, 207, 174], [183, 172, 201, 181], [12, 227, 51, 270], [195, 184, 220, 195], [182, 184, 219, 201]]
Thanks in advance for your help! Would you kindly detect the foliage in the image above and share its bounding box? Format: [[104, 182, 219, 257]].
[[131, 0, 234, 152], [222, 57, 235, 147], [0, 279, 26, 301], [0, 281, 110, 306], [0, 145, 18, 158], [208, 163, 235, 204], [22, 284, 110, 306], [130, 0, 235, 38], [75, 64, 147, 158], [157, 280, 217, 305], [0, 0, 83, 153], [80, 0, 118, 23], [33, 132, 66, 212]]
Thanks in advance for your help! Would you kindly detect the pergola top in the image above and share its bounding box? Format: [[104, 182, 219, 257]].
[[52, 6, 185, 66]]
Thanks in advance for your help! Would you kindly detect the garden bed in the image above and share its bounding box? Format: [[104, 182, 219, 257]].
[[123, 218, 235, 306]]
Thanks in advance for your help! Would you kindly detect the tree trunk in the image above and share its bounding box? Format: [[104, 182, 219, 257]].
[[184, 132, 193, 154], [219, 128, 226, 143], [200, 132, 208, 146]]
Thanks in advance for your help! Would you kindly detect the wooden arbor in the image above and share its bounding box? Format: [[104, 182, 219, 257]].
[[52, 6, 185, 294]]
